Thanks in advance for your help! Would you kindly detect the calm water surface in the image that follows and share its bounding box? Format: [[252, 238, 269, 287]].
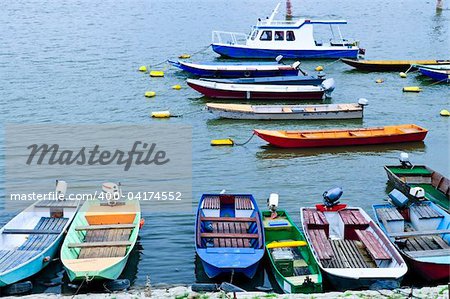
[[0, 0, 449, 294]]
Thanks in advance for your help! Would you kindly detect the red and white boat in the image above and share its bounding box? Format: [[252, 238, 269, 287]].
[[186, 78, 335, 100]]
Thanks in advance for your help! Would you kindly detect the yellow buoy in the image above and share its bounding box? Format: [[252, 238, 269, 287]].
[[138, 66, 147, 72], [315, 66, 324, 71], [440, 109, 450, 116], [144, 91, 156, 98], [172, 84, 182, 90], [399, 72, 407, 78], [150, 70, 164, 77], [179, 54, 191, 59], [403, 86, 422, 92], [151, 111, 171, 118], [375, 79, 384, 83], [211, 139, 234, 146]]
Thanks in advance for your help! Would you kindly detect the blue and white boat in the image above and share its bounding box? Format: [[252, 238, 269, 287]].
[[168, 59, 301, 78], [416, 65, 450, 83], [200, 74, 325, 86], [0, 181, 78, 287], [195, 193, 265, 279], [372, 189, 450, 282], [211, 3, 362, 59]]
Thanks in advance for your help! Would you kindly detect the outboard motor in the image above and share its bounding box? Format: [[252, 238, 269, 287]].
[[275, 55, 284, 64], [358, 98, 369, 106], [55, 180, 67, 200], [409, 187, 425, 201], [399, 152, 413, 168], [267, 193, 279, 218], [323, 187, 343, 207], [102, 182, 122, 202], [321, 78, 335, 98]]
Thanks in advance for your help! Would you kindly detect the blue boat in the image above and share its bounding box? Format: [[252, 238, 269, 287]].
[[211, 4, 362, 59], [372, 189, 450, 282], [417, 67, 450, 82], [195, 194, 265, 279], [168, 60, 300, 78], [0, 181, 79, 287], [200, 75, 325, 86]]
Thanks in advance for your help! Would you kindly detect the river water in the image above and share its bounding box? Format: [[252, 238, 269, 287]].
[[0, 0, 449, 294]]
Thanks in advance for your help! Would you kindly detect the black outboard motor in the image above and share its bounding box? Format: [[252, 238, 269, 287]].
[[399, 152, 413, 168], [323, 187, 343, 207]]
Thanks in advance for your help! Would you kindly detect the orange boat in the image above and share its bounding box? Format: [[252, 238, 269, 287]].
[[253, 124, 427, 148]]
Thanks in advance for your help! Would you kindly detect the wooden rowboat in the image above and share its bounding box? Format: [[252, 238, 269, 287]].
[[61, 183, 141, 282], [187, 78, 335, 100], [195, 194, 264, 279], [417, 68, 450, 83], [384, 162, 449, 212], [253, 124, 428, 148], [262, 209, 322, 293], [341, 58, 450, 72], [206, 100, 366, 120], [373, 190, 450, 282], [0, 181, 78, 287], [301, 199, 407, 291]]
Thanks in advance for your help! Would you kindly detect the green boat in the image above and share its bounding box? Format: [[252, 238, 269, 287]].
[[385, 164, 449, 212], [262, 210, 322, 294], [61, 183, 141, 282]]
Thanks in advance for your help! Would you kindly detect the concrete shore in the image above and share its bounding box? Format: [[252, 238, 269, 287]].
[[3, 285, 448, 299]]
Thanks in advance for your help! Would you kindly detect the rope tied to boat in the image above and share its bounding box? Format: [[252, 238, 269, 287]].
[[234, 132, 256, 146]]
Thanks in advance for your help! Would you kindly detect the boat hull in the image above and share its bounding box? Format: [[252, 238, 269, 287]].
[[187, 82, 325, 100], [323, 271, 402, 291], [201, 76, 324, 86], [341, 59, 450, 72], [419, 68, 450, 82], [199, 254, 261, 279], [212, 44, 359, 59], [254, 129, 427, 148], [65, 257, 129, 282]]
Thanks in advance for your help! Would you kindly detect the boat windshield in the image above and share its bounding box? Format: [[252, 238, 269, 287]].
[[313, 24, 357, 47]]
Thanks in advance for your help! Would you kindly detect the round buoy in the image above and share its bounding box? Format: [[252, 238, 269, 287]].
[[211, 139, 234, 146], [172, 84, 182, 90], [150, 71, 164, 77], [104, 279, 130, 292], [440, 109, 450, 116], [144, 91, 156, 98], [403, 86, 422, 92], [399, 72, 407, 78], [375, 79, 384, 83], [139, 218, 145, 228], [2, 281, 33, 296], [151, 111, 171, 118], [315, 66, 324, 71], [138, 66, 147, 72], [179, 54, 191, 59]]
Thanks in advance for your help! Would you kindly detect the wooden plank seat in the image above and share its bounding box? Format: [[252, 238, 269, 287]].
[[303, 209, 329, 236], [75, 224, 136, 231], [203, 196, 220, 209], [78, 228, 133, 259], [2, 229, 61, 234], [68, 241, 133, 248], [235, 196, 253, 210], [410, 204, 443, 219], [307, 229, 333, 261], [200, 217, 256, 222], [407, 248, 450, 258], [16, 217, 68, 251], [339, 209, 370, 239], [376, 208, 404, 221], [390, 229, 450, 238], [34, 200, 79, 208], [0, 250, 40, 273], [355, 230, 391, 261], [200, 233, 258, 239], [326, 239, 371, 269], [202, 221, 253, 248]]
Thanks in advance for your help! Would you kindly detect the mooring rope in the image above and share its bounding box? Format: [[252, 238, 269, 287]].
[[234, 132, 256, 146]]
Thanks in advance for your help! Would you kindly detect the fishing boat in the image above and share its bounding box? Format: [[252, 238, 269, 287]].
[[200, 74, 325, 86], [417, 67, 450, 82], [262, 194, 322, 294], [384, 153, 449, 212], [373, 188, 450, 282], [341, 59, 450, 72], [211, 3, 361, 59], [61, 183, 141, 282], [195, 193, 264, 279], [168, 59, 301, 78], [0, 181, 78, 287], [300, 188, 408, 291], [187, 78, 335, 100], [206, 99, 367, 120], [253, 124, 428, 148]]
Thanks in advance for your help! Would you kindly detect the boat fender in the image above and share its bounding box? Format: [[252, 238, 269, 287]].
[[315, 65, 324, 71], [358, 98, 368, 106], [138, 66, 147, 72], [399, 72, 407, 78], [2, 281, 33, 296], [403, 86, 422, 92], [375, 79, 384, 83], [145, 91, 156, 98], [191, 283, 219, 292], [150, 70, 164, 77], [151, 111, 171, 118], [139, 218, 145, 228], [172, 84, 182, 90], [178, 54, 191, 59], [440, 109, 450, 116], [210, 139, 234, 146], [43, 256, 51, 262], [103, 279, 130, 292]]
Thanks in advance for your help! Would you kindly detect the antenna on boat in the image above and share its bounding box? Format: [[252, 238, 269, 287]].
[[268, 3, 281, 22], [267, 193, 279, 218]]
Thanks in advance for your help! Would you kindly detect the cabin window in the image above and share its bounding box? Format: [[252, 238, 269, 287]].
[[250, 30, 259, 40], [286, 31, 295, 41], [260, 30, 272, 41], [274, 31, 284, 41]]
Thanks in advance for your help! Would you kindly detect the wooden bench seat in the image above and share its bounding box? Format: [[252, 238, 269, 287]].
[[203, 196, 220, 209], [389, 229, 450, 238], [376, 207, 404, 222], [410, 204, 443, 219], [339, 209, 370, 239], [235, 196, 253, 210], [303, 209, 329, 236], [201, 221, 254, 248], [68, 241, 133, 248], [200, 217, 256, 222], [2, 229, 61, 234], [407, 248, 450, 258], [355, 230, 391, 261], [75, 224, 136, 231], [432, 172, 450, 197], [307, 229, 333, 261]]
